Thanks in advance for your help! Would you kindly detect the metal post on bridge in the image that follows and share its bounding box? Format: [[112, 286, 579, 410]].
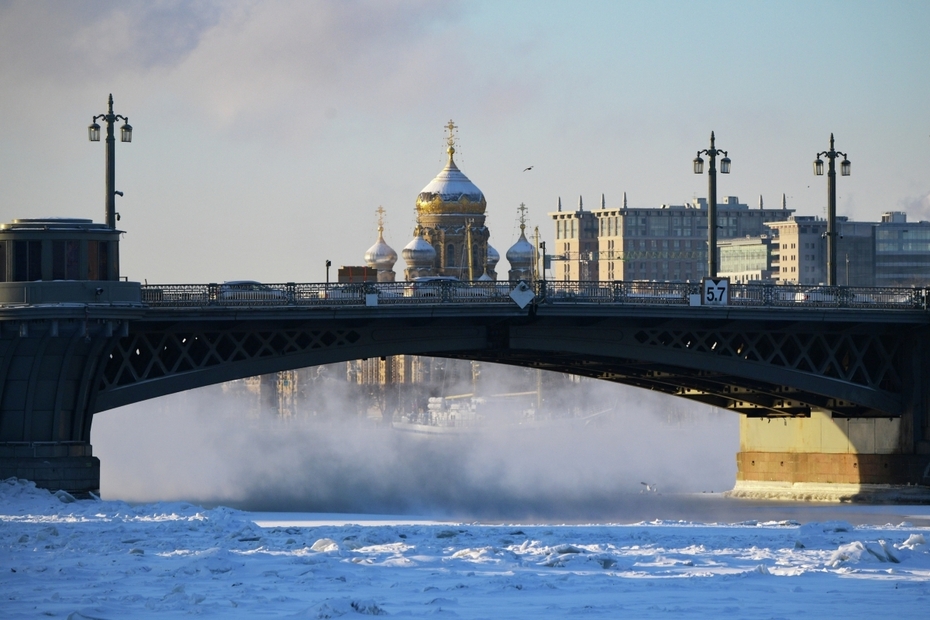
[[88, 94, 132, 229], [693, 132, 731, 278], [814, 134, 851, 286]]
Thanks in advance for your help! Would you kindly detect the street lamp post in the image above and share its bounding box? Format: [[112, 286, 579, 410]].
[[88, 94, 132, 229], [693, 131, 731, 278], [813, 133, 851, 286]]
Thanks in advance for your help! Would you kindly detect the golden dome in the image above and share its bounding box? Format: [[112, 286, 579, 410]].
[[416, 121, 486, 216]]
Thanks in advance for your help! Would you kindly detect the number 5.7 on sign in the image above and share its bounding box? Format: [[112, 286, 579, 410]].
[[702, 277, 729, 306]]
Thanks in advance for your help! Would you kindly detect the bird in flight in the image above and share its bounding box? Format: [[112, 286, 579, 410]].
[[523, 166, 534, 172]]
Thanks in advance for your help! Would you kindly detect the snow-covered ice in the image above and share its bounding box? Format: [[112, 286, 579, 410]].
[[2, 478, 929, 618]]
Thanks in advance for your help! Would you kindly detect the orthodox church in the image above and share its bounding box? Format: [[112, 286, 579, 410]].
[[364, 120, 535, 283]]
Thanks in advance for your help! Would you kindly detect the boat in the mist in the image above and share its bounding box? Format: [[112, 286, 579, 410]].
[[390, 391, 616, 435]]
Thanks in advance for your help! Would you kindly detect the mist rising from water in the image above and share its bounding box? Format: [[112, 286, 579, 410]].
[[92, 364, 738, 520]]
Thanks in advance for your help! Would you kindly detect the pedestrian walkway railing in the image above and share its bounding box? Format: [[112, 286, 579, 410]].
[[138, 280, 928, 311]]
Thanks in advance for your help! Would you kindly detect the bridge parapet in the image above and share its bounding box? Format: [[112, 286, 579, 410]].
[[2, 279, 929, 497], [137, 280, 928, 311], [0, 281, 141, 305]]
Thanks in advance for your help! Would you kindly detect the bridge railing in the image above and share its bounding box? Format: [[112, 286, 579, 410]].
[[140, 280, 517, 307], [543, 280, 695, 305], [138, 281, 928, 310], [726, 283, 926, 309]]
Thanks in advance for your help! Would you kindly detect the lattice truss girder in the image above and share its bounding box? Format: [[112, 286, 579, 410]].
[[97, 318, 907, 419], [100, 327, 363, 390], [627, 324, 903, 394], [455, 351, 862, 417], [457, 320, 906, 417]]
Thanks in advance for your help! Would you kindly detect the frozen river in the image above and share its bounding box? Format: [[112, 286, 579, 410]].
[[13, 387, 921, 617], [3, 478, 929, 619]]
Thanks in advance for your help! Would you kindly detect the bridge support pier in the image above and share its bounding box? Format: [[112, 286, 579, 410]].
[[730, 409, 930, 502], [0, 316, 119, 498], [0, 443, 99, 497]]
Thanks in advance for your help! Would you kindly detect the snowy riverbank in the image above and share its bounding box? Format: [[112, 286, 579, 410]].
[[3, 478, 930, 618]]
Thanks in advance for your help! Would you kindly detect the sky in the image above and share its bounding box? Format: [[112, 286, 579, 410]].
[[1, 0, 928, 284]]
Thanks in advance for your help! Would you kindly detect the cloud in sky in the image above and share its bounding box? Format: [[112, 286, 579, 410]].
[[0, 0, 531, 141], [0, 0, 928, 283], [0, 1, 223, 88]]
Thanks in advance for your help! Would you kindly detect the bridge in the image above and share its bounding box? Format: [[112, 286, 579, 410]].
[[1, 278, 928, 499]]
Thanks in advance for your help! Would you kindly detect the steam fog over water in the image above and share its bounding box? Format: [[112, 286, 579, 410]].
[[92, 364, 739, 520]]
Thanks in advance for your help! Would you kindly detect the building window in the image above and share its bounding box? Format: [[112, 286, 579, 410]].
[[13, 240, 42, 282], [445, 243, 455, 268], [87, 240, 109, 280], [52, 240, 80, 280]]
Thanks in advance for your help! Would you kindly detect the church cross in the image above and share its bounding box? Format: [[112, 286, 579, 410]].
[[445, 119, 458, 153]]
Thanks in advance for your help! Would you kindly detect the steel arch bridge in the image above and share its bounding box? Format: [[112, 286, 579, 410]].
[[1, 279, 928, 495], [96, 306, 914, 419]]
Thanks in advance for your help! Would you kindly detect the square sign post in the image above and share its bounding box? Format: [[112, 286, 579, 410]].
[[702, 277, 729, 306]]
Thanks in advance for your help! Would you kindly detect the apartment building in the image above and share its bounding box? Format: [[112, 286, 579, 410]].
[[766, 216, 874, 286], [873, 211, 930, 287], [549, 195, 793, 282]]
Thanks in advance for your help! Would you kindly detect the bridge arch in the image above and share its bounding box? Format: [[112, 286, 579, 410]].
[[2, 297, 928, 496], [94, 310, 914, 420]]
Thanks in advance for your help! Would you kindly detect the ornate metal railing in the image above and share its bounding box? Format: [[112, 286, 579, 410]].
[[138, 280, 928, 311]]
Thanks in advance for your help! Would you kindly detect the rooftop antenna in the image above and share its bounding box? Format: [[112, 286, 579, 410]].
[[601, 193, 606, 209], [578, 195, 583, 211], [782, 193, 787, 210], [623, 191, 628, 208], [758, 195, 763, 210], [558, 196, 562, 212]]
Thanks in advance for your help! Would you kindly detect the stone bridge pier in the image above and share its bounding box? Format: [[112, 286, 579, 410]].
[[0, 315, 129, 496], [730, 335, 930, 501], [733, 409, 930, 501]]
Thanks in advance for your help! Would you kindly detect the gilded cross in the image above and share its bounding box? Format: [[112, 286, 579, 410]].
[[445, 119, 458, 152], [517, 202, 528, 231], [375, 205, 386, 231]]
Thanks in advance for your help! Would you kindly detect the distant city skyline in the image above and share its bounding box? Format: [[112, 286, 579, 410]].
[[0, 0, 928, 283]]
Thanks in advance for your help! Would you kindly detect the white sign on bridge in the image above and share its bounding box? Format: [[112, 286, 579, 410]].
[[702, 277, 729, 306]]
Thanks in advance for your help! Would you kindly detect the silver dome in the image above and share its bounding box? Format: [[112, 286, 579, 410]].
[[365, 228, 398, 270], [505, 232, 535, 269], [486, 244, 500, 268], [402, 232, 436, 268]]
